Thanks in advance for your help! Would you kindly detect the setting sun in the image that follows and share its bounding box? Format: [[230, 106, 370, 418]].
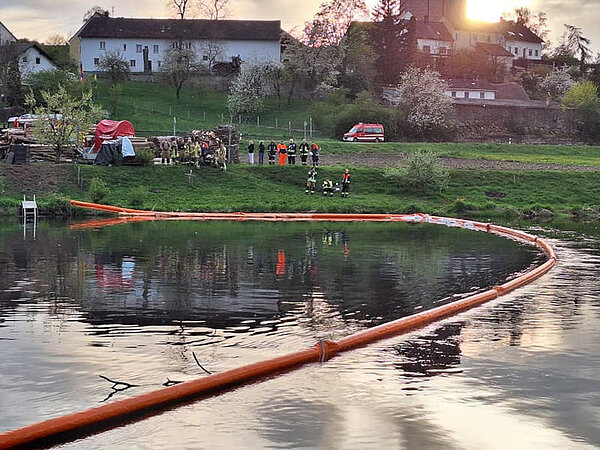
[[467, 0, 532, 22]]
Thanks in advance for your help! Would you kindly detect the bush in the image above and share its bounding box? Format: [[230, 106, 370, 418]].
[[127, 186, 148, 209], [562, 81, 600, 139], [39, 194, 71, 215], [134, 148, 155, 166], [384, 150, 450, 194], [449, 199, 479, 214], [88, 177, 109, 203]]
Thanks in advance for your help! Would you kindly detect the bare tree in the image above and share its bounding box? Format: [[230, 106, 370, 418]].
[[98, 50, 130, 85], [565, 24, 591, 69], [200, 0, 231, 20], [168, 0, 195, 19], [159, 43, 199, 99], [45, 34, 68, 46], [198, 40, 224, 74]]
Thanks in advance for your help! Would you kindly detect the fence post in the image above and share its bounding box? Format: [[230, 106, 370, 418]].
[[203, 111, 206, 121], [173, 117, 177, 136], [169, 106, 172, 116], [257, 116, 260, 126], [239, 115, 241, 124], [275, 117, 278, 129], [303, 121, 307, 139], [221, 113, 224, 122], [310, 118, 313, 138], [288, 121, 291, 136]]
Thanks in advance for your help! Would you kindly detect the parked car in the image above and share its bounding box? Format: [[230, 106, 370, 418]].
[[343, 123, 385, 142]]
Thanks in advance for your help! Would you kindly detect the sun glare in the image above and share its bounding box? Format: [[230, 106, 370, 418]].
[[467, 0, 532, 22]]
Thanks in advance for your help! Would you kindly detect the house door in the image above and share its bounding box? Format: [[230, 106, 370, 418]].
[[148, 60, 152, 72]]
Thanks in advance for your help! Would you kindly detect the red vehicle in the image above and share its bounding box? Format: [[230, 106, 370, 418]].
[[343, 123, 385, 142]]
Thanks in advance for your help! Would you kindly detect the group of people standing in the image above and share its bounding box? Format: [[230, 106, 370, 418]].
[[247, 139, 320, 166], [160, 137, 227, 170]]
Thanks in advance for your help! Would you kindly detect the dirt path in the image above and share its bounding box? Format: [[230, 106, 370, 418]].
[[320, 153, 600, 171]]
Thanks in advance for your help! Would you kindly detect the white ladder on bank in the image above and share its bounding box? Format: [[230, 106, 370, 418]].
[[21, 195, 38, 223]]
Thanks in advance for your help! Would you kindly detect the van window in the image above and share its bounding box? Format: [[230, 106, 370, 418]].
[[349, 126, 359, 134], [366, 127, 375, 133], [375, 128, 383, 134]]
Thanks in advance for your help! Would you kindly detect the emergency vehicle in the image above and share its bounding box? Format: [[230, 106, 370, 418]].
[[343, 123, 385, 142]]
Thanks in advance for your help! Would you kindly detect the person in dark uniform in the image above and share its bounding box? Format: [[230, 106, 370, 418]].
[[287, 139, 297, 165], [267, 140, 277, 165], [258, 140, 266, 165], [311, 141, 319, 166], [306, 166, 317, 194], [299, 138, 310, 165]]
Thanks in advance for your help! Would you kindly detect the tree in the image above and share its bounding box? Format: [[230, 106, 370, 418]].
[[159, 44, 199, 100], [25, 69, 79, 105], [384, 66, 451, 136], [97, 50, 130, 85], [199, 0, 231, 20], [227, 60, 272, 118], [562, 80, 600, 139], [197, 40, 224, 75], [169, 0, 194, 19], [372, 0, 409, 84], [540, 68, 574, 101], [45, 34, 68, 46], [560, 24, 591, 70], [25, 85, 103, 163], [0, 50, 24, 107], [83, 6, 109, 22]]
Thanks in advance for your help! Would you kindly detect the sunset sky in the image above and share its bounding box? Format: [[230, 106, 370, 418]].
[[0, 0, 598, 52]]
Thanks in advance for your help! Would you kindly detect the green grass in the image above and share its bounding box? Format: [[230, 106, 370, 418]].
[[94, 81, 600, 167], [11, 165, 594, 218], [95, 80, 314, 138]]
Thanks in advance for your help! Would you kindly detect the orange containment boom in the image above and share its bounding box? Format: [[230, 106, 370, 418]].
[[0, 204, 558, 449]]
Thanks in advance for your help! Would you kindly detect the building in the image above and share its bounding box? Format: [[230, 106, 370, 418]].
[[413, 19, 454, 57], [402, 0, 467, 27], [446, 79, 533, 104], [70, 13, 282, 73], [0, 42, 57, 75], [0, 20, 17, 45]]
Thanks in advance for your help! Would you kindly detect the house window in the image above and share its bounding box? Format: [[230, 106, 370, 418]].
[[99, 41, 106, 50], [535, 49, 539, 57], [22, 56, 27, 62], [439, 47, 447, 55], [35, 57, 41, 64], [172, 42, 177, 48], [480, 92, 485, 99], [423, 45, 431, 53], [203, 54, 209, 61], [528, 49, 532, 57], [136, 44, 142, 53], [94, 58, 100, 65], [514, 47, 518, 55], [153, 44, 159, 54], [158, 61, 162, 68], [130, 60, 136, 67], [451, 91, 456, 98], [465, 91, 470, 99], [487, 34, 491, 42]]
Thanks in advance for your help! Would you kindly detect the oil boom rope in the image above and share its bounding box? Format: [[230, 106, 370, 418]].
[[0, 202, 558, 449]]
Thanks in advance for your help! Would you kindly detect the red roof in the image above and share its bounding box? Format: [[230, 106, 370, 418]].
[[475, 42, 514, 57], [414, 21, 454, 42]]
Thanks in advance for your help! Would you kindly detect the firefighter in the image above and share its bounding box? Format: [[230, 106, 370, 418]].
[[311, 141, 320, 166], [322, 179, 334, 196], [267, 140, 277, 165], [277, 140, 287, 166], [217, 143, 227, 171], [287, 139, 297, 165], [299, 138, 310, 165], [160, 139, 171, 165], [192, 140, 201, 166], [341, 169, 351, 198], [306, 166, 317, 194], [170, 139, 179, 164]]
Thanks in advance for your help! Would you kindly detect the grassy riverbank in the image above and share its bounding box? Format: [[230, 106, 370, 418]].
[[1, 164, 599, 220]]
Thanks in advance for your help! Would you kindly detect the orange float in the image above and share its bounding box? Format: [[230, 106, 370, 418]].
[[0, 203, 557, 449]]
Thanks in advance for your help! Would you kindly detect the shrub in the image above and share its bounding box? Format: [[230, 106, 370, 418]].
[[39, 194, 71, 215], [88, 177, 109, 203], [540, 68, 573, 101], [134, 148, 155, 166], [385, 150, 450, 194], [449, 199, 478, 214], [127, 186, 148, 209], [562, 81, 600, 139]]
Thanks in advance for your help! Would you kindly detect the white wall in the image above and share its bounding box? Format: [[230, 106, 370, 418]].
[[505, 40, 542, 60], [445, 89, 495, 100], [417, 38, 452, 55], [0, 22, 16, 45], [19, 47, 57, 75], [79, 37, 280, 73]]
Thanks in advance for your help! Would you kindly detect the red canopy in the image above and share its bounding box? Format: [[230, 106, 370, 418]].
[[94, 119, 135, 152]]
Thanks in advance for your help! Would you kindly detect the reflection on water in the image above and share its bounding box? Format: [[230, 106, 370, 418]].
[[3, 220, 597, 449]]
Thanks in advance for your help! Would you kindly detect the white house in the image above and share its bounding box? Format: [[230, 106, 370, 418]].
[[0, 42, 57, 75], [413, 19, 454, 57], [70, 13, 282, 73], [445, 79, 497, 100], [0, 20, 17, 45]]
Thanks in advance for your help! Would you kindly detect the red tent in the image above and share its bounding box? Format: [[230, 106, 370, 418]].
[[94, 120, 135, 152]]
